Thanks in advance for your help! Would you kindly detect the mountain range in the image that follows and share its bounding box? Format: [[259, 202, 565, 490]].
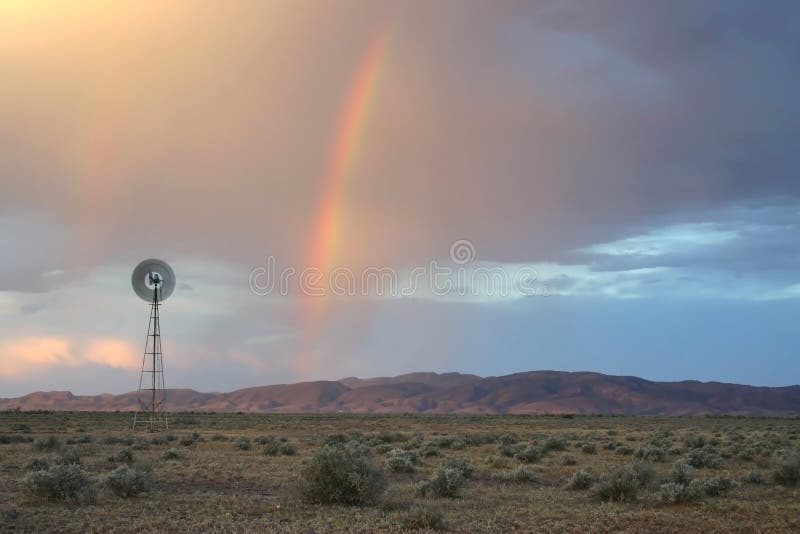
[[2, 371, 799, 415]]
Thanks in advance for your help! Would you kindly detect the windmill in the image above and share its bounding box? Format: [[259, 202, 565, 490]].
[[131, 259, 175, 432]]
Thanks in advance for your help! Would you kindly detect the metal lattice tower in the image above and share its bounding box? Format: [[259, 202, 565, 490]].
[[130, 259, 175, 432], [132, 283, 168, 431]]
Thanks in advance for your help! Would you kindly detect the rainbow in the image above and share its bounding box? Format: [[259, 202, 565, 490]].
[[300, 29, 390, 371], [307, 29, 389, 275]]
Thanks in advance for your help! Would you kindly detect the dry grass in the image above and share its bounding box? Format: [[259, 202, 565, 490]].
[[1, 411, 799, 532]]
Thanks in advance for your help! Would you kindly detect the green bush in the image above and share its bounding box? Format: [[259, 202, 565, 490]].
[[300, 445, 386, 505], [104, 466, 150, 498], [580, 442, 597, 454], [565, 469, 595, 490], [23, 464, 96, 504], [417, 467, 465, 498], [234, 437, 251, 451], [772, 449, 800, 487]]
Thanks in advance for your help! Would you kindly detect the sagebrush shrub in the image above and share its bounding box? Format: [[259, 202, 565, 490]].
[[591, 462, 653, 502], [684, 448, 724, 469], [701, 476, 735, 496], [685, 435, 707, 449], [384, 449, 416, 473], [580, 442, 598, 455], [417, 467, 465, 498], [24, 458, 49, 472], [278, 442, 298, 456], [497, 433, 519, 446], [261, 441, 297, 456], [636, 445, 666, 462], [33, 436, 62, 452], [772, 449, 800, 487], [262, 441, 280, 456], [515, 445, 544, 464], [234, 437, 251, 451], [0, 434, 33, 444], [23, 464, 96, 504], [57, 448, 82, 466], [66, 435, 93, 445], [561, 454, 578, 466], [484, 455, 509, 469], [109, 448, 134, 464], [300, 445, 386, 505], [421, 443, 442, 457], [163, 448, 183, 460], [493, 466, 540, 484], [659, 480, 705, 504], [565, 469, 595, 490], [671, 460, 695, 485], [615, 445, 635, 456], [442, 456, 474, 479], [741, 469, 766, 485], [542, 436, 567, 452], [592, 469, 639, 502], [105, 466, 150, 498]]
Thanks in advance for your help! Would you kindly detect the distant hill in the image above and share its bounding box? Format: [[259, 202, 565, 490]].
[[2, 371, 799, 415]]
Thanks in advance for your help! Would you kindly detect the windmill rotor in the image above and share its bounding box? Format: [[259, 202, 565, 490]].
[[132, 259, 175, 302]]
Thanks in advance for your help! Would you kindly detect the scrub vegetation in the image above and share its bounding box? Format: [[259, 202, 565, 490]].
[[1, 411, 799, 532]]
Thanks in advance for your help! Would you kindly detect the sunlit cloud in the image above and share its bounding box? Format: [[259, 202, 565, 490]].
[[84, 338, 139, 369], [0, 337, 74, 377]]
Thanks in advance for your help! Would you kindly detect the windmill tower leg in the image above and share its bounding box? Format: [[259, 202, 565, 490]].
[[132, 285, 168, 431]]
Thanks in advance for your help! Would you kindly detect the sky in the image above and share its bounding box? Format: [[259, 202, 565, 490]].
[[1, 0, 799, 396]]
